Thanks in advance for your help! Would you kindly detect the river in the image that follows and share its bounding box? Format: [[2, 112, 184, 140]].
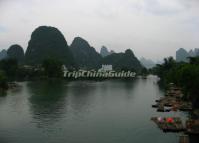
[[0, 76, 192, 143]]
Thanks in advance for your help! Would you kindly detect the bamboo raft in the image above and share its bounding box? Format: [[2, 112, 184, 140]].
[[178, 101, 193, 111], [179, 134, 189, 143], [166, 86, 183, 98], [185, 119, 199, 135], [154, 100, 192, 112], [151, 117, 185, 132], [151, 83, 197, 140], [152, 87, 193, 112]]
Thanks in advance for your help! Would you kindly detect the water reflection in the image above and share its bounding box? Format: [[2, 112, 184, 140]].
[[0, 91, 7, 97], [66, 81, 97, 114], [121, 79, 136, 93], [0, 91, 7, 105], [27, 80, 68, 126]]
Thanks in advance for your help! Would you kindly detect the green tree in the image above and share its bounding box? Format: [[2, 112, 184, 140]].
[[0, 70, 8, 90], [42, 59, 63, 78], [152, 56, 199, 107], [0, 59, 18, 80], [141, 67, 148, 75]]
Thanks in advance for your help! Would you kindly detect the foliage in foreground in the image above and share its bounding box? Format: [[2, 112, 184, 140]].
[[152, 57, 199, 108]]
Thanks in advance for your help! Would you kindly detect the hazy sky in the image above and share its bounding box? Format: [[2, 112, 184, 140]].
[[0, 0, 199, 61]]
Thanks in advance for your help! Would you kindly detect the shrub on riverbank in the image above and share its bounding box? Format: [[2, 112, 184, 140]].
[[42, 58, 63, 78], [0, 70, 8, 90], [152, 57, 199, 108]]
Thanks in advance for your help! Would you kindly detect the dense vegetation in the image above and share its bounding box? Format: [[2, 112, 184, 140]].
[[0, 58, 64, 86], [0, 70, 8, 90], [42, 59, 63, 78], [152, 56, 199, 108], [0, 59, 18, 90], [0, 59, 18, 80], [102, 49, 143, 72]]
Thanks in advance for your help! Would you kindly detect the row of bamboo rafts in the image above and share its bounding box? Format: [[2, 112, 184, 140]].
[[152, 101, 192, 112], [167, 84, 183, 98], [152, 85, 193, 112], [152, 101, 193, 112], [151, 117, 199, 134]]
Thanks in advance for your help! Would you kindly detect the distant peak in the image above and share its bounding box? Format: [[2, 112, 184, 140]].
[[101, 46, 108, 49], [35, 25, 58, 30], [177, 48, 187, 52], [73, 37, 87, 42], [125, 49, 134, 55], [1, 49, 7, 52], [71, 37, 90, 48], [100, 46, 111, 57], [8, 44, 24, 51]]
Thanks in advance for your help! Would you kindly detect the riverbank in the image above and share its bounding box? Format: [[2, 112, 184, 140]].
[[151, 83, 199, 143]]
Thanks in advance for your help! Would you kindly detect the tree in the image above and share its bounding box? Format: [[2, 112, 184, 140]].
[[141, 67, 148, 75], [152, 56, 199, 107], [189, 57, 199, 65], [0, 59, 18, 79], [0, 70, 8, 90], [42, 58, 63, 78]]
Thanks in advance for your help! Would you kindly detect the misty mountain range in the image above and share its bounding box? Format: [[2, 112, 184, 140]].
[[176, 48, 199, 62], [139, 58, 156, 69], [100, 46, 115, 57], [1, 26, 198, 70], [0, 26, 143, 71]]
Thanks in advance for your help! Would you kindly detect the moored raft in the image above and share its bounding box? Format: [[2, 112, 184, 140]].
[[179, 102, 193, 111], [185, 119, 199, 135], [152, 91, 193, 112], [151, 117, 185, 132], [157, 104, 165, 112], [179, 134, 189, 143]]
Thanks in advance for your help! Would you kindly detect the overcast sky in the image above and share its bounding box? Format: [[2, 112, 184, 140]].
[[0, 0, 198, 61]]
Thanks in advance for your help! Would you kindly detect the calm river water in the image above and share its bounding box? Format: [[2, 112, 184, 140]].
[[0, 76, 192, 143]]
